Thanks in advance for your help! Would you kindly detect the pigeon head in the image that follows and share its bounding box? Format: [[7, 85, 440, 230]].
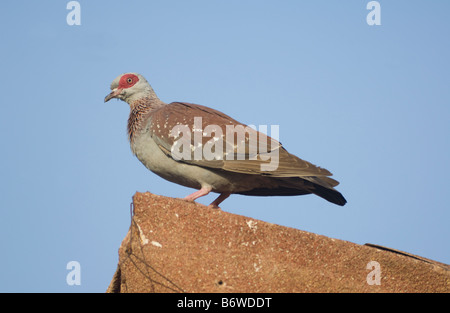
[[104, 73, 157, 104]]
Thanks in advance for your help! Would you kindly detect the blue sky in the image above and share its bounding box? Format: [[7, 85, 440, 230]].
[[0, 1, 449, 292]]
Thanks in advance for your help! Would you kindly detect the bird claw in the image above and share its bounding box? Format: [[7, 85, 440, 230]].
[[180, 198, 221, 209], [207, 204, 222, 210], [179, 197, 195, 204]]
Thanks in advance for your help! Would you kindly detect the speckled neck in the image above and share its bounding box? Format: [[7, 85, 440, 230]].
[[127, 97, 166, 143]]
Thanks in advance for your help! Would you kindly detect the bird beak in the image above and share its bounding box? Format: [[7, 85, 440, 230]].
[[104, 88, 122, 102]]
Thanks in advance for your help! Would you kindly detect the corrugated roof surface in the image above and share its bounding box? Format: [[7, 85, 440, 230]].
[[107, 192, 449, 293]]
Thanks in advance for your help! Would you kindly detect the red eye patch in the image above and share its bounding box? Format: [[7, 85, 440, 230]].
[[118, 74, 139, 89]]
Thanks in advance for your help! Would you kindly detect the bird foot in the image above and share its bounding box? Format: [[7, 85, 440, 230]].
[[207, 204, 222, 210], [179, 198, 196, 204], [184, 187, 212, 202], [179, 198, 221, 209], [208, 192, 230, 210], [181, 190, 230, 209]]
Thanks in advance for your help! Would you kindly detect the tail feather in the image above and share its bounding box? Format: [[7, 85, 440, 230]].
[[280, 176, 347, 206], [238, 176, 347, 206], [308, 182, 347, 206]]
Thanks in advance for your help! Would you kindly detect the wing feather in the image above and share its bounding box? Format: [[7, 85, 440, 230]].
[[147, 102, 336, 181]]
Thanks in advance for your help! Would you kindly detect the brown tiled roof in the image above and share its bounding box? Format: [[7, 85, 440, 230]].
[[107, 192, 449, 293]]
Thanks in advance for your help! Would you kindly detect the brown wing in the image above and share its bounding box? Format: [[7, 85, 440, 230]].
[[148, 102, 338, 185]]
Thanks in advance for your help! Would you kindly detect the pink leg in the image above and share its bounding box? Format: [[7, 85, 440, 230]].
[[184, 186, 212, 201], [208, 193, 231, 209]]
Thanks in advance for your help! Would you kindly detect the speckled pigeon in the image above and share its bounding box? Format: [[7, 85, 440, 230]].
[[105, 73, 347, 208]]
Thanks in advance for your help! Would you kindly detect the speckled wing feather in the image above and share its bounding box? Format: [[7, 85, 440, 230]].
[[148, 102, 338, 186]]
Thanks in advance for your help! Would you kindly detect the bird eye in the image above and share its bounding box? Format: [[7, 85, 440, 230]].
[[127, 78, 133, 84]]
